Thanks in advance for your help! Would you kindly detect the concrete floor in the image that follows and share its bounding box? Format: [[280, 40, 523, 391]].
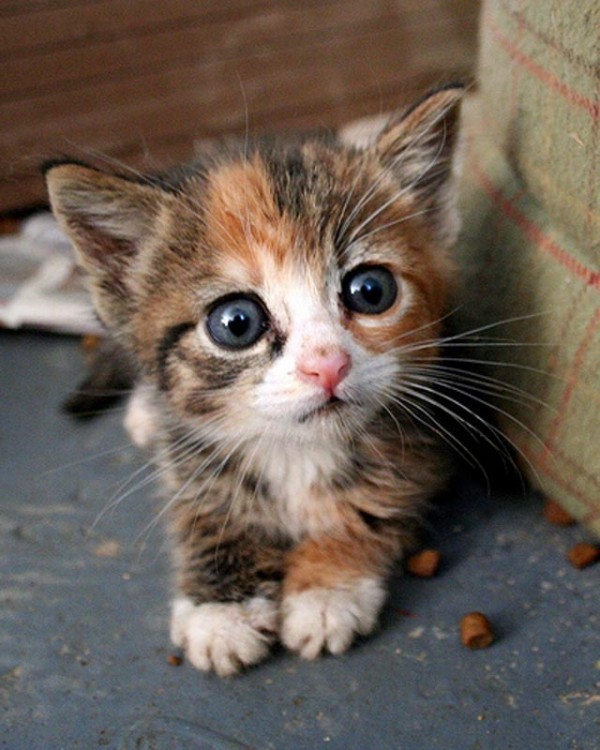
[[1, 331, 599, 749]]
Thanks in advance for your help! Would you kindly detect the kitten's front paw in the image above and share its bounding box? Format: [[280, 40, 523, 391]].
[[170, 596, 278, 677], [281, 578, 386, 660]]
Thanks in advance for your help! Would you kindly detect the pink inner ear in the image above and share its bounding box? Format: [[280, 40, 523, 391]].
[[297, 350, 352, 395]]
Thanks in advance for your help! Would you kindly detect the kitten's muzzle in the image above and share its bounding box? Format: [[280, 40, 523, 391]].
[[298, 396, 345, 424]]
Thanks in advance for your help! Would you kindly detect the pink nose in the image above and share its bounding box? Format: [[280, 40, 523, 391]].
[[297, 350, 352, 394]]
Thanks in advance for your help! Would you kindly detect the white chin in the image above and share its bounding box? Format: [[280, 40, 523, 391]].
[[297, 397, 345, 424]]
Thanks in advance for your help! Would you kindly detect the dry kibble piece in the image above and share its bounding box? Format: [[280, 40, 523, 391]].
[[543, 499, 575, 526], [460, 612, 495, 649], [567, 542, 600, 569], [167, 653, 183, 666], [406, 549, 442, 577]]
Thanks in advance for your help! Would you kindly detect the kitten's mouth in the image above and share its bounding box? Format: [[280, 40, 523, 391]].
[[298, 396, 345, 424]]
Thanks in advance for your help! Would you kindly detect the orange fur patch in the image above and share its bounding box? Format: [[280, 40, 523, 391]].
[[203, 155, 303, 283], [283, 528, 398, 595]]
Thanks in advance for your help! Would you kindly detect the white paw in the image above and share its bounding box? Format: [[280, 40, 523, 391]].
[[281, 578, 386, 659], [169, 596, 278, 677], [123, 384, 156, 449]]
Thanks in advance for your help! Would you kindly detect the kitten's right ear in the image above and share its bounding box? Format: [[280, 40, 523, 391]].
[[374, 83, 465, 246], [44, 162, 165, 328]]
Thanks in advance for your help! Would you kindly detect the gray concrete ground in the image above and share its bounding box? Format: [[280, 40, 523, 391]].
[[1, 331, 599, 749]]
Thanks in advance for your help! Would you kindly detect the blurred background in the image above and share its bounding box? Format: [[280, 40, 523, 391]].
[[0, 0, 480, 214]]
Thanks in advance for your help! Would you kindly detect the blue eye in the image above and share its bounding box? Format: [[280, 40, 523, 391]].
[[206, 296, 269, 349], [342, 265, 398, 314]]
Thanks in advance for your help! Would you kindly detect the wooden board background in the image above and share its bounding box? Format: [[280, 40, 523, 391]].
[[0, 0, 480, 212]]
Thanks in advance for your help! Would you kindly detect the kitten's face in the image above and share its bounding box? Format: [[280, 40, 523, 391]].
[[151, 153, 446, 443], [46, 86, 463, 446]]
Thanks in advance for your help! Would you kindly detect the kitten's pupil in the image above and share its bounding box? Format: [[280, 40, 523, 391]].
[[207, 296, 269, 349], [228, 311, 250, 337], [360, 279, 383, 306]]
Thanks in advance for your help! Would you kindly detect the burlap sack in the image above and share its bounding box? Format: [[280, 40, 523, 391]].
[[457, 0, 600, 536]]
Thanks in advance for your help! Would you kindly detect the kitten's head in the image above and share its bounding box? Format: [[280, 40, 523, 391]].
[[46, 85, 463, 446]]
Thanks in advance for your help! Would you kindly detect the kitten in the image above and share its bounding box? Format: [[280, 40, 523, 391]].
[[45, 84, 464, 677]]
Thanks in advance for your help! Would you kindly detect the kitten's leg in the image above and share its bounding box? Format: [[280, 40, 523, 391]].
[[281, 526, 400, 659], [123, 382, 157, 449], [169, 516, 286, 676]]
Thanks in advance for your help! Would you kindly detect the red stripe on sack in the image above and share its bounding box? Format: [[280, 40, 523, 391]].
[[489, 16, 600, 120], [553, 445, 600, 492], [514, 436, 599, 515], [504, 4, 597, 75], [474, 162, 600, 290], [582, 507, 600, 527], [541, 306, 600, 461]]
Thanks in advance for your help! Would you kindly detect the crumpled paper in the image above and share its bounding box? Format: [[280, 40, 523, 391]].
[[0, 213, 102, 335]]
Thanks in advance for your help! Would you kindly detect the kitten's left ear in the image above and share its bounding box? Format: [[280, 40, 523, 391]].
[[45, 162, 167, 328], [375, 83, 465, 245]]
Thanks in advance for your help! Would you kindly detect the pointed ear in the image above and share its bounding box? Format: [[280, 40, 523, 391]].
[[375, 83, 465, 245], [45, 162, 165, 328]]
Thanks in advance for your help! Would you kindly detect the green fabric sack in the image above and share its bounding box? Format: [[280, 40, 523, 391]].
[[456, 0, 600, 536]]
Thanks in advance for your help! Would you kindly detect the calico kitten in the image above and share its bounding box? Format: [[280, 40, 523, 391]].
[[45, 84, 464, 677]]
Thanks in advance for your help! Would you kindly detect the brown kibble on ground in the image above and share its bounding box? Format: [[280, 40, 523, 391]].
[[543, 499, 575, 526], [406, 549, 441, 577], [567, 542, 600, 569], [460, 612, 495, 649], [167, 654, 183, 666]]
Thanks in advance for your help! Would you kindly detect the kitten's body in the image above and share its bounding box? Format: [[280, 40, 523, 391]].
[[46, 85, 464, 676]]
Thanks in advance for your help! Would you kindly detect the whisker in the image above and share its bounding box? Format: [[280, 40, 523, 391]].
[[60, 138, 215, 230], [350, 205, 437, 246], [92, 411, 231, 528], [385, 388, 491, 491], [399, 310, 551, 349], [337, 96, 457, 246], [401, 366, 555, 412], [214, 429, 269, 555], [391, 379, 514, 458], [388, 378, 543, 487], [407, 354, 558, 380], [137, 427, 248, 544], [236, 70, 250, 162], [347, 131, 448, 246], [37, 441, 133, 478]]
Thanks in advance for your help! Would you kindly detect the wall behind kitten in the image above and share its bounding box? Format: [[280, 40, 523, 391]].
[[0, 0, 479, 213]]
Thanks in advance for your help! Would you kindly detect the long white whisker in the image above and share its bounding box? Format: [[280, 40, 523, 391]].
[[214, 428, 271, 559], [401, 366, 554, 412], [382, 386, 486, 473], [392, 379, 517, 465], [389, 379, 543, 487], [37, 441, 132, 479], [137, 428, 248, 545], [93, 409, 231, 529], [399, 311, 551, 350], [404, 353, 558, 380], [350, 206, 436, 246]]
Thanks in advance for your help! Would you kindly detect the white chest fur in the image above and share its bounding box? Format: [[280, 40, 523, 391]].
[[253, 436, 349, 539]]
